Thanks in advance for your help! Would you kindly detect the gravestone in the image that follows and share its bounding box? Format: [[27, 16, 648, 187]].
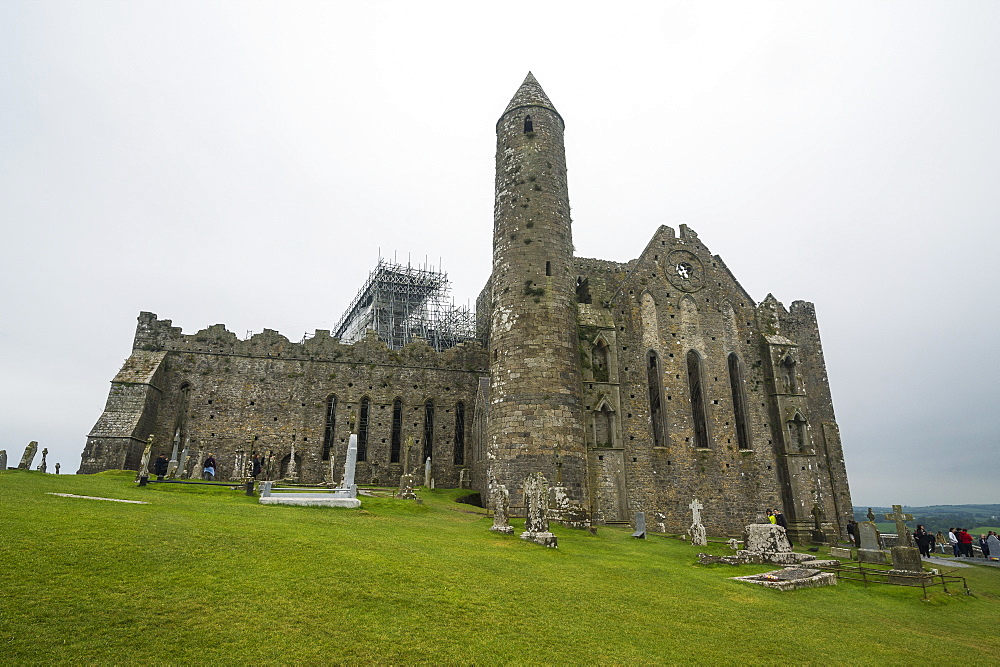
[[18, 441, 38, 470], [489, 479, 514, 534], [286, 443, 299, 482], [177, 444, 189, 479], [880, 534, 900, 549], [857, 521, 886, 564], [654, 512, 666, 533], [883, 505, 924, 578], [341, 434, 359, 494], [402, 436, 413, 476], [424, 457, 432, 488], [165, 430, 180, 479], [520, 473, 557, 547], [396, 473, 417, 500], [0, 450, 6, 470], [190, 449, 204, 481], [688, 499, 707, 546], [55, 463, 60, 474], [632, 512, 646, 539], [36, 448, 48, 473], [987, 535, 1000, 559], [458, 468, 470, 489], [135, 435, 154, 482]]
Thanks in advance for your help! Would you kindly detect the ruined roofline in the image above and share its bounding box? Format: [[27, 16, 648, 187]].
[[130, 311, 488, 371]]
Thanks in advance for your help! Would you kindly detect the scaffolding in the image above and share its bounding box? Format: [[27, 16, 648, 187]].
[[333, 258, 476, 352]]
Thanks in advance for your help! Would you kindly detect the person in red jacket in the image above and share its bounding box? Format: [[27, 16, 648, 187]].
[[958, 528, 975, 557]]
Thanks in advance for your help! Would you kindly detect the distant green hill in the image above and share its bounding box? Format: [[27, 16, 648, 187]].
[[1, 470, 999, 663], [854, 505, 1000, 534]]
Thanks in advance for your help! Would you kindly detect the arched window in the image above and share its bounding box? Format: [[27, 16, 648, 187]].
[[593, 401, 616, 448], [727, 354, 751, 450], [524, 115, 533, 133], [592, 338, 610, 383], [647, 351, 666, 447], [687, 350, 710, 449], [782, 355, 797, 394], [390, 398, 403, 463], [788, 412, 808, 452], [453, 401, 466, 465], [423, 399, 435, 460], [357, 397, 370, 462], [322, 394, 337, 461]]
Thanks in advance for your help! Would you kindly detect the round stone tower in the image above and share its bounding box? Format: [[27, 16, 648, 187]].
[[487, 73, 589, 513]]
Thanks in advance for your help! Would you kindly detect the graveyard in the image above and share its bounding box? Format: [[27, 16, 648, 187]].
[[2, 468, 999, 663]]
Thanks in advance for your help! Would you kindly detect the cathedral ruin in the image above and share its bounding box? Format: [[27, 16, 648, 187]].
[[79, 73, 853, 543]]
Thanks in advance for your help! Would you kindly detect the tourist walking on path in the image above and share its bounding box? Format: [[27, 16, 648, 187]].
[[913, 525, 932, 558], [847, 519, 858, 547], [203, 454, 216, 481]]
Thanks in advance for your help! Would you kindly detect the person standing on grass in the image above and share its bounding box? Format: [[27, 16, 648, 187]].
[[251, 453, 262, 479], [767, 509, 777, 524], [153, 454, 168, 480], [958, 528, 974, 557], [979, 534, 990, 558], [948, 528, 959, 556], [203, 453, 217, 481], [913, 525, 932, 558], [847, 519, 858, 547]]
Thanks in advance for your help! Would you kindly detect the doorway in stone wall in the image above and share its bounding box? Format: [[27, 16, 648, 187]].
[[588, 450, 628, 523]]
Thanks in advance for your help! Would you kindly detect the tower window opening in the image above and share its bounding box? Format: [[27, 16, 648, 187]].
[[454, 401, 466, 465], [423, 399, 435, 460], [322, 394, 337, 461], [687, 350, 710, 449], [647, 351, 666, 447], [524, 115, 533, 133], [545, 261, 551, 276], [727, 353, 751, 450], [390, 398, 403, 463], [357, 397, 370, 461]]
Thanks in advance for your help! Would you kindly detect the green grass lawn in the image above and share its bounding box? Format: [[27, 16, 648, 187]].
[[2, 470, 999, 664]]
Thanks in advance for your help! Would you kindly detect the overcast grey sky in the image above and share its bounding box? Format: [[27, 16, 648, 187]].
[[2, 1, 997, 505]]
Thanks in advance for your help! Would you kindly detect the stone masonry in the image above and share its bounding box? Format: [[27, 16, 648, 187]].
[[80, 73, 853, 541]]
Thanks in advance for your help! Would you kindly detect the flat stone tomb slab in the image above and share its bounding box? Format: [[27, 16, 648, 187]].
[[47, 493, 149, 505], [259, 495, 361, 508], [731, 567, 837, 591]]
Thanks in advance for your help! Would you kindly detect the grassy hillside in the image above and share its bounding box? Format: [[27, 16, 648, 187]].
[[856, 505, 1000, 534], [2, 470, 999, 664]]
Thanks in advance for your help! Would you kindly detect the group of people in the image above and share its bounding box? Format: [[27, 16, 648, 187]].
[[943, 527, 996, 559], [765, 508, 792, 545]]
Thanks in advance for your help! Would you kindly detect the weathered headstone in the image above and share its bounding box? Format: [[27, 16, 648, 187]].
[[0, 450, 6, 470], [177, 445, 189, 479], [396, 473, 417, 499], [36, 448, 48, 473], [458, 468, 470, 489], [987, 534, 1000, 559], [689, 498, 707, 546], [136, 435, 154, 482], [190, 448, 204, 481], [402, 436, 413, 476], [520, 473, 557, 547], [286, 443, 299, 482], [424, 457, 432, 488], [489, 479, 514, 534], [18, 441, 38, 470], [341, 434, 358, 494], [883, 505, 924, 578], [830, 546, 852, 559], [165, 430, 180, 479], [654, 512, 666, 533], [857, 521, 886, 564], [632, 512, 647, 539]]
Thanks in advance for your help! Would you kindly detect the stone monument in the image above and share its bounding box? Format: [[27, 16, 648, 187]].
[[285, 443, 299, 482], [632, 512, 647, 539], [55, 463, 60, 474], [177, 444, 189, 479], [165, 429, 180, 479], [135, 435, 154, 482], [189, 448, 204, 481], [396, 473, 417, 500], [0, 450, 6, 470], [520, 473, 557, 547], [36, 448, 48, 473], [689, 499, 707, 546], [987, 534, 1000, 560], [857, 520, 886, 564], [884, 504, 925, 579], [259, 434, 360, 508], [488, 475, 514, 534], [18, 441, 38, 470], [424, 457, 432, 488]]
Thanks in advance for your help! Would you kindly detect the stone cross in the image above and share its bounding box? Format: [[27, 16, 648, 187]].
[[424, 457, 432, 488], [866, 507, 876, 522], [231, 448, 244, 481], [342, 434, 359, 492], [55, 463, 60, 474], [189, 448, 204, 480], [689, 498, 707, 546], [37, 448, 48, 473], [177, 444, 189, 479], [884, 505, 914, 543], [520, 473, 557, 547], [0, 449, 6, 470], [632, 512, 647, 539], [286, 443, 298, 482], [136, 435, 154, 481], [18, 441, 38, 470]]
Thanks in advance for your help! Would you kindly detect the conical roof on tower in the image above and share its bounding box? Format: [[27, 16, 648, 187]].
[[501, 72, 562, 122]]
